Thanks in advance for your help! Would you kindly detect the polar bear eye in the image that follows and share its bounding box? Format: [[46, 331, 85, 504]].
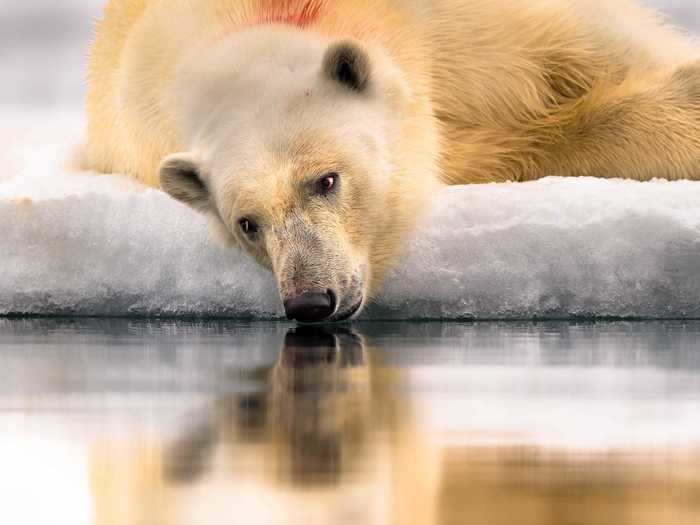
[[316, 173, 337, 195], [238, 218, 259, 237]]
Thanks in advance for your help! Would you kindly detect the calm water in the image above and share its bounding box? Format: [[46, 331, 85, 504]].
[[1, 319, 699, 525]]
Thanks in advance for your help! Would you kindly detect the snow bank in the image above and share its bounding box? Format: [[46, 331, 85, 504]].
[[378, 177, 700, 319], [2, 112, 700, 319]]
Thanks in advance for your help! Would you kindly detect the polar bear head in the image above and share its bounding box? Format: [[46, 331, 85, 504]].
[[159, 27, 437, 322]]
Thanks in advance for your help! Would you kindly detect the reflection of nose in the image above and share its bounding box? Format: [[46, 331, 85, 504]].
[[284, 290, 336, 322]]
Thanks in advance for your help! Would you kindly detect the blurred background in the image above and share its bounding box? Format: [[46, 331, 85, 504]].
[[0, 0, 698, 110]]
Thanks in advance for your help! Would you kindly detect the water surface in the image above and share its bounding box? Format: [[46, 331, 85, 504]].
[[1, 319, 699, 524]]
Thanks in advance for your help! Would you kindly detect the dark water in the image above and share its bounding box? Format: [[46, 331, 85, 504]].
[[1, 319, 700, 525]]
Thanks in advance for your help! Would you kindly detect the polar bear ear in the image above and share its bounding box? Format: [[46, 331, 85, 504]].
[[322, 40, 372, 92], [159, 153, 212, 213]]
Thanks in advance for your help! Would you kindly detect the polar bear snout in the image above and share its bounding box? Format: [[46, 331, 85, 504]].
[[267, 212, 368, 323], [284, 290, 337, 323], [275, 255, 367, 323]]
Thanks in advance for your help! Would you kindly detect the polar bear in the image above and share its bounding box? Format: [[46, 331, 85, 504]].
[[87, 0, 700, 322]]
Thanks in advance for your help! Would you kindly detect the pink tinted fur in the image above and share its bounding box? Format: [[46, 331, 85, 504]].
[[254, 0, 325, 28]]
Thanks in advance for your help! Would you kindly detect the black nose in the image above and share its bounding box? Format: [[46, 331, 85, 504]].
[[284, 291, 336, 322]]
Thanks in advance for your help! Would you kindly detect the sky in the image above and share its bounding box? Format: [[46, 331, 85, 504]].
[[0, 0, 698, 109]]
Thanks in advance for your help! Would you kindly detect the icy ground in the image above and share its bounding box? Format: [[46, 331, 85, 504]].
[[2, 113, 700, 319]]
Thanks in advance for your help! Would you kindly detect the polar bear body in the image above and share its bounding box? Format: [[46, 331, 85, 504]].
[[88, 0, 699, 184], [86, 0, 700, 320]]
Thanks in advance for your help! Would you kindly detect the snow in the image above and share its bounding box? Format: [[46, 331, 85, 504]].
[[2, 113, 700, 320], [378, 177, 700, 319]]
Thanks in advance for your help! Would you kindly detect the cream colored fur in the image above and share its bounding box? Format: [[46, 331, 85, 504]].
[[87, 0, 700, 315]]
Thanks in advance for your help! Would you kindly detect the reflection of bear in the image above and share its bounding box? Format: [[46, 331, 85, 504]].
[[87, 1, 700, 321], [270, 327, 371, 486], [157, 325, 438, 524], [165, 326, 373, 488]]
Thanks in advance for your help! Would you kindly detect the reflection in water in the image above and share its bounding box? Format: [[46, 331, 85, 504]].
[[165, 326, 371, 488], [0, 320, 700, 524], [270, 327, 368, 487], [156, 325, 435, 525]]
